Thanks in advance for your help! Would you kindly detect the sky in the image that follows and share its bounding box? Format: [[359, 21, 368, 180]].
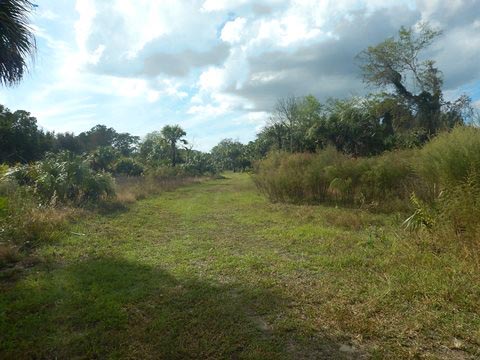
[[0, 0, 479, 151]]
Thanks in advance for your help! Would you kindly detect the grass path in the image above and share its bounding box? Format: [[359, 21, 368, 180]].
[[1, 173, 479, 359]]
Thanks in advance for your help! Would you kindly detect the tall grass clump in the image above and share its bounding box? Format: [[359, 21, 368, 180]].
[[253, 147, 417, 210], [253, 148, 343, 203], [0, 177, 77, 269], [414, 126, 480, 248], [416, 126, 480, 197]]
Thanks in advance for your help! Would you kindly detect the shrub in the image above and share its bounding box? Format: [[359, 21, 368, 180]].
[[253, 148, 417, 209], [181, 152, 217, 176], [410, 126, 480, 246], [0, 182, 78, 269], [6, 151, 115, 205], [115, 158, 144, 176], [0, 164, 8, 177], [416, 126, 480, 193], [90, 146, 120, 172]]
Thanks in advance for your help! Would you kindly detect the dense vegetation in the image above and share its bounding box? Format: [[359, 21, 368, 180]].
[[249, 24, 480, 256]]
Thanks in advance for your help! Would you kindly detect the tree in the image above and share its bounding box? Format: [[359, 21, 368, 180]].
[[55, 132, 83, 154], [0, 105, 55, 163], [211, 139, 246, 172], [113, 132, 140, 156], [323, 98, 390, 156], [78, 125, 117, 152], [90, 146, 119, 172], [270, 96, 299, 153], [0, 0, 36, 86], [266, 95, 325, 153], [139, 131, 169, 167], [161, 125, 187, 167], [357, 23, 470, 135]]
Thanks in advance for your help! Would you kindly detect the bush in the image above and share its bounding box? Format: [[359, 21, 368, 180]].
[[181, 152, 217, 176], [90, 146, 120, 172], [0, 181, 77, 268], [5, 151, 115, 205], [416, 126, 480, 196], [412, 127, 480, 246], [115, 158, 144, 176], [253, 147, 417, 209]]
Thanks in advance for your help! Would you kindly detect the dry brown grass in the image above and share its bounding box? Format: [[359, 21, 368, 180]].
[[323, 210, 384, 231], [8, 206, 79, 247], [0, 244, 19, 267], [114, 175, 203, 204]]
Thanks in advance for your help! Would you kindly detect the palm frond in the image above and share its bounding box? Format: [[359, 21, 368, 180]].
[[0, 0, 36, 86]]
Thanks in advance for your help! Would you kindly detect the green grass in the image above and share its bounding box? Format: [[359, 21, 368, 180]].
[[1, 173, 479, 359]]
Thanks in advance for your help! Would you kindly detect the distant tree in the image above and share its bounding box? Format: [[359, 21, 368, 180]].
[[139, 131, 169, 167], [0, 106, 54, 163], [323, 98, 390, 156], [270, 96, 299, 153], [266, 95, 325, 153], [78, 125, 117, 151], [295, 95, 324, 152], [181, 151, 216, 175], [90, 146, 119, 172], [113, 132, 140, 156], [55, 132, 84, 154], [114, 158, 144, 176], [211, 139, 247, 172], [161, 125, 187, 167], [357, 23, 471, 135], [0, 0, 36, 86]]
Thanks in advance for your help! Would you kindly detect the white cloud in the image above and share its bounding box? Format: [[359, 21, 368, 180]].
[[221, 17, 247, 44], [201, 0, 250, 12], [37, 9, 60, 21]]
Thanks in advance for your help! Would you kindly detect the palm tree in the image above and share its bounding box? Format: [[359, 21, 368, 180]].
[[161, 125, 187, 167], [0, 0, 36, 86]]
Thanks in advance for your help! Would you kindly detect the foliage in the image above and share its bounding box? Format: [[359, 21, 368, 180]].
[[255, 126, 480, 247], [114, 158, 144, 176], [402, 193, 435, 230], [0, 106, 55, 164], [416, 126, 480, 190], [90, 146, 120, 172], [211, 138, 249, 172], [5, 151, 115, 205], [181, 151, 217, 176], [139, 131, 170, 167], [0, 188, 75, 249], [254, 147, 417, 209], [0, 0, 36, 86], [357, 23, 470, 135], [161, 125, 187, 167], [436, 170, 480, 242]]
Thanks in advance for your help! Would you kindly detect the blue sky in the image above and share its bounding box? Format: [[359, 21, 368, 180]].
[[0, 0, 479, 150]]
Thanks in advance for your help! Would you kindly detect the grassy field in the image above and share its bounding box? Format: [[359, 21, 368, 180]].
[[1, 173, 479, 359]]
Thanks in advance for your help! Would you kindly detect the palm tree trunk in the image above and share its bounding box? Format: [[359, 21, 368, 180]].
[[171, 143, 176, 167]]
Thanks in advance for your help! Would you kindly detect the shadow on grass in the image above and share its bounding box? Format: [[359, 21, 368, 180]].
[[1, 258, 358, 359]]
